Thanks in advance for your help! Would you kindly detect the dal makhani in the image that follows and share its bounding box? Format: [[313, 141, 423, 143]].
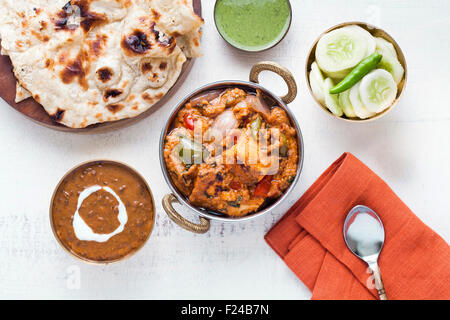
[[51, 161, 154, 262]]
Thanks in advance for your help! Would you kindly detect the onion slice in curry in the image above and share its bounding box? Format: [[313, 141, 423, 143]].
[[208, 109, 238, 142], [244, 90, 271, 119]]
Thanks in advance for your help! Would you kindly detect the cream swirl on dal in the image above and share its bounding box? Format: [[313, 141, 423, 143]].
[[73, 185, 128, 243]]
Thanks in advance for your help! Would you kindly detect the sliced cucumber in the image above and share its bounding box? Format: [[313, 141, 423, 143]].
[[316, 27, 368, 76], [375, 38, 404, 84], [345, 25, 376, 58], [349, 81, 376, 119], [323, 69, 350, 80], [323, 78, 343, 116], [359, 69, 397, 113], [309, 62, 325, 104], [375, 37, 397, 57], [339, 89, 357, 118]]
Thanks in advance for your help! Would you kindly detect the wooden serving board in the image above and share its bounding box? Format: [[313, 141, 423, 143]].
[[0, 0, 201, 133]]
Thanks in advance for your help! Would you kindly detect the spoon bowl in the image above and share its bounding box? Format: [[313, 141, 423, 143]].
[[343, 205, 388, 300]]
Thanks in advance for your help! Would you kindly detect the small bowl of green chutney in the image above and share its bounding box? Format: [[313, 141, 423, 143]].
[[214, 0, 292, 52]]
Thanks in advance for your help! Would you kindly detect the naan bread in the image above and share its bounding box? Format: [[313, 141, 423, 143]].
[[0, 0, 203, 128], [15, 82, 32, 103]]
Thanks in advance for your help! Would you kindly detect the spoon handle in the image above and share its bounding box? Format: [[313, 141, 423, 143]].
[[369, 262, 388, 300]]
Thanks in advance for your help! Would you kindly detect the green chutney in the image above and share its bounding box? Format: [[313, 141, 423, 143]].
[[214, 0, 291, 51]]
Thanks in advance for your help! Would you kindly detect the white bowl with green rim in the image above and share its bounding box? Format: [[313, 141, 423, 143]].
[[214, 0, 292, 52]]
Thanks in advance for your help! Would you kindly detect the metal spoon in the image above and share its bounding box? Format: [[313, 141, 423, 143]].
[[343, 205, 388, 300]]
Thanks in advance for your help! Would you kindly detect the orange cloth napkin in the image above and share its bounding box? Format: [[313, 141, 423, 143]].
[[265, 153, 450, 300]]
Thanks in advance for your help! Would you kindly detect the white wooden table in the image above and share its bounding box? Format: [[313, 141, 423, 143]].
[[0, 0, 449, 299]]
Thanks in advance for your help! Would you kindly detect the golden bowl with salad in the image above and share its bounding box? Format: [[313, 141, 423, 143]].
[[306, 22, 407, 122]]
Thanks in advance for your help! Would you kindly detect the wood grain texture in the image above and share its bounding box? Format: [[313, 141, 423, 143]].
[[0, 0, 202, 133]]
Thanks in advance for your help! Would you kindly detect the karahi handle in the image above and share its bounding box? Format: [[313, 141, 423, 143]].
[[250, 61, 297, 104], [162, 194, 210, 234]]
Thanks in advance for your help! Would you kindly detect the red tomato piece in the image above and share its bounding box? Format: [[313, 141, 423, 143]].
[[230, 180, 242, 190], [183, 114, 195, 130], [254, 176, 273, 197]]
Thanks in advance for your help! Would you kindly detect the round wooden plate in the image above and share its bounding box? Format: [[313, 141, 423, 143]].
[[0, 0, 202, 133]]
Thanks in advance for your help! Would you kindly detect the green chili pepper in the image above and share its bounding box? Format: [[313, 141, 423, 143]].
[[250, 115, 262, 139], [177, 136, 209, 165], [279, 134, 288, 157], [329, 52, 383, 94], [228, 196, 243, 208]]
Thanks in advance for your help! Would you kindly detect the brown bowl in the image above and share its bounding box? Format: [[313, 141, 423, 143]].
[[305, 21, 408, 122], [50, 160, 155, 265]]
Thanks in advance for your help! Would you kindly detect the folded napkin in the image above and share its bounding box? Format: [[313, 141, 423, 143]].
[[265, 153, 450, 300]]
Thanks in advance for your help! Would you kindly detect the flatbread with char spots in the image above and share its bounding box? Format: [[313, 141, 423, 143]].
[[0, 0, 203, 128]]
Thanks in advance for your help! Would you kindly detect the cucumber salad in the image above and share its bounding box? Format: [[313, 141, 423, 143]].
[[309, 25, 404, 119]]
